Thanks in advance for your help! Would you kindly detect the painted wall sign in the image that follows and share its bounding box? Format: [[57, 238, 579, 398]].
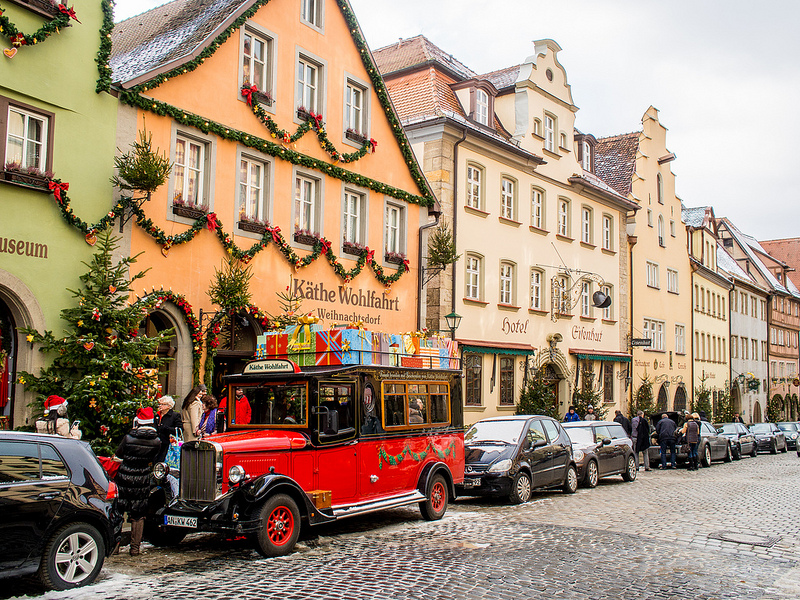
[[0, 236, 48, 259], [293, 278, 400, 312], [501, 318, 529, 335], [572, 326, 603, 342], [631, 338, 651, 347]]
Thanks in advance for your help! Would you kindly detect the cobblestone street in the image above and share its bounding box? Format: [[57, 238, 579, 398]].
[[8, 451, 800, 600]]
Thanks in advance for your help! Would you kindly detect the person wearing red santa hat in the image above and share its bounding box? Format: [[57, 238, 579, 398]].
[[112, 406, 161, 556], [35, 395, 81, 439]]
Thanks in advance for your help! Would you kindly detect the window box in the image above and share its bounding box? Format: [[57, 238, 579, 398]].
[[250, 90, 273, 107], [297, 107, 315, 122], [342, 241, 366, 257], [345, 129, 368, 145], [238, 220, 267, 235], [294, 230, 319, 246], [385, 252, 406, 265], [2, 169, 51, 191], [172, 203, 208, 220]]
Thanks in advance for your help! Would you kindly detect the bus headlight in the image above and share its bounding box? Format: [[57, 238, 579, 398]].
[[229, 465, 246, 484]]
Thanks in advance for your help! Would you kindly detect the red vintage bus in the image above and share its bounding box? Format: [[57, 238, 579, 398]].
[[149, 358, 464, 556]]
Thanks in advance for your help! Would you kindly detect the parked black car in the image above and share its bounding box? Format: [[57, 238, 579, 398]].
[[715, 423, 758, 459], [647, 413, 732, 467], [456, 415, 578, 503], [749, 423, 788, 453], [0, 431, 122, 590], [776, 422, 800, 450], [562, 421, 637, 487]]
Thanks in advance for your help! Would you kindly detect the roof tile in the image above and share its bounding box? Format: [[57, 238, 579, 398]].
[[593, 132, 639, 197]]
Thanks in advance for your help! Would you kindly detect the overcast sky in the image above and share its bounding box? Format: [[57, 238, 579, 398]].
[[114, 0, 800, 241]]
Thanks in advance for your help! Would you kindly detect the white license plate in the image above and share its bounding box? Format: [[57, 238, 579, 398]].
[[462, 478, 481, 488], [165, 515, 197, 528]]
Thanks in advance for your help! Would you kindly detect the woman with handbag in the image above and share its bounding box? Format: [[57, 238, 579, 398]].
[[155, 395, 182, 463]]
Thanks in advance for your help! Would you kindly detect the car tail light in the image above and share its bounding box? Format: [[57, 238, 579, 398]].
[[106, 480, 118, 500]]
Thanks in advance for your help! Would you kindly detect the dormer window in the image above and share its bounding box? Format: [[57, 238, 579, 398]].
[[582, 140, 592, 171], [475, 89, 489, 126], [575, 133, 596, 173]]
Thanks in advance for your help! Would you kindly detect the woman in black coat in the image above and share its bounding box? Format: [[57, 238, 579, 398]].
[[114, 407, 161, 556], [154, 395, 182, 463]]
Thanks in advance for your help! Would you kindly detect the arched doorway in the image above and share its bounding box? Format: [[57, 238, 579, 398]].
[[673, 385, 687, 412], [540, 364, 561, 413], [212, 312, 260, 398], [139, 311, 178, 398], [0, 301, 17, 428], [730, 384, 742, 415], [656, 383, 669, 412], [753, 401, 762, 423]]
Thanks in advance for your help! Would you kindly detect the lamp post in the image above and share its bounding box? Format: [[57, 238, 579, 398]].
[[444, 311, 462, 340]]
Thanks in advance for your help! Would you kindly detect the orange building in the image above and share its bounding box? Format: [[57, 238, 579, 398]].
[[110, 0, 435, 397]]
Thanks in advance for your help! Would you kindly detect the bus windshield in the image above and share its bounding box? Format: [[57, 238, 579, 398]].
[[240, 384, 308, 426]]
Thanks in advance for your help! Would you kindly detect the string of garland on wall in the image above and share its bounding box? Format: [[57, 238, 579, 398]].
[[0, 3, 78, 55]]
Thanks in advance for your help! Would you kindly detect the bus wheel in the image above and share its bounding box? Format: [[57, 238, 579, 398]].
[[254, 494, 301, 557], [419, 474, 448, 521]]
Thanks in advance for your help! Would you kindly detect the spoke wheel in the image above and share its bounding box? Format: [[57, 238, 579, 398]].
[[622, 455, 637, 482], [563, 465, 578, 494], [584, 461, 599, 488], [420, 474, 449, 520], [508, 471, 532, 504], [39, 523, 104, 590], [254, 494, 301, 557]]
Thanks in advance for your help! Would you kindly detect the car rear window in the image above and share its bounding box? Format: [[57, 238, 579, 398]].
[[40, 444, 69, 479], [608, 424, 628, 439]]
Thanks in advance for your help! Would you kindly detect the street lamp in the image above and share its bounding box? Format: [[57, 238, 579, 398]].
[[444, 311, 462, 340]]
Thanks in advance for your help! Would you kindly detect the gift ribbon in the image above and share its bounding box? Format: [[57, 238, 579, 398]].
[[241, 84, 258, 106], [270, 225, 281, 244], [48, 180, 69, 202], [58, 4, 81, 23], [206, 212, 218, 230]]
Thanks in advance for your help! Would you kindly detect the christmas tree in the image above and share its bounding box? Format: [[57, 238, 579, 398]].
[[632, 374, 655, 418], [571, 366, 608, 420], [18, 232, 172, 455], [692, 373, 714, 419], [516, 366, 559, 419]]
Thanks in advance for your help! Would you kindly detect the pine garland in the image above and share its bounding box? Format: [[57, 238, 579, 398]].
[[95, 0, 115, 93], [0, 4, 77, 51], [378, 440, 457, 469]]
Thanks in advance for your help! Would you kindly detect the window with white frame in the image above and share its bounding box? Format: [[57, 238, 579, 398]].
[[466, 164, 482, 210], [342, 189, 364, 245], [742, 337, 749, 360], [530, 269, 543, 310], [602, 215, 613, 250], [499, 262, 515, 305], [647, 209, 653, 227], [646, 261, 659, 289], [5, 105, 49, 171], [582, 140, 591, 171], [675, 324, 685, 354], [345, 80, 366, 135], [602, 285, 613, 320], [667, 268, 679, 294], [475, 88, 489, 126], [465, 254, 482, 300], [581, 207, 592, 244], [174, 135, 206, 206], [751, 296, 758, 318], [544, 113, 555, 152], [238, 154, 269, 221], [762, 340, 767, 360], [500, 177, 515, 220], [557, 275, 570, 314], [771, 327, 776, 344], [731, 336, 738, 359], [532, 118, 542, 137], [559, 132, 567, 149], [294, 173, 320, 235], [657, 173, 664, 204], [300, 0, 322, 27], [752, 339, 758, 360], [580, 280, 591, 317], [779, 329, 785, 346], [297, 56, 321, 113], [658, 215, 665, 247], [241, 29, 272, 92], [558, 198, 570, 237], [384, 203, 404, 256], [643, 318, 665, 350], [670, 219, 676, 237], [531, 188, 544, 229]]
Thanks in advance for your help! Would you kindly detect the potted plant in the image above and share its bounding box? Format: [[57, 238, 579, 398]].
[[2, 161, 54, 190], [296, 105, 313, 122], [345, 128, 368, 144], [385, 250, 406, 265], [171, 195, 209, 220], [293, 228, 319, 246], [238, 211, 268, 234], [342, 239, 366, 257]]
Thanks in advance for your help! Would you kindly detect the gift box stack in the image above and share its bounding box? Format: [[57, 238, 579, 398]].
[[255, 326, 459, 369]]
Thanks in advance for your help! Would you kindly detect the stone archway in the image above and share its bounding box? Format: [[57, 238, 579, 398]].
[[656, 383, 669, 412], [531, 346, 572, 415], [753, 401, 762, 423], [673, 385, 687, 412], [730, 384, 742, 415], [139, 305, 193, 400]]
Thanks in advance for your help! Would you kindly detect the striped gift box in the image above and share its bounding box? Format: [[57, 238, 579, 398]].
[[315, 330, 343, 366]]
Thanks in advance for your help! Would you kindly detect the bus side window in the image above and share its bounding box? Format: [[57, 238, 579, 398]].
[[383, 384, 405, 427], [430, 384, 449, 423]]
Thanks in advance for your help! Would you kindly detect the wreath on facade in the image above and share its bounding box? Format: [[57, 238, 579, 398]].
[[1, 4, 79, 57]]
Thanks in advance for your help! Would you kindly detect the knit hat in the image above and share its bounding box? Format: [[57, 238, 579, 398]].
[[44, 395, 68, 415], [136, 406, 155, 425]]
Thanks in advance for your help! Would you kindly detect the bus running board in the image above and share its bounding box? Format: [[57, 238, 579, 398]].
[[331, 491, 426, 519]]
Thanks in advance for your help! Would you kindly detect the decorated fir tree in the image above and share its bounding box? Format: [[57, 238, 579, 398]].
[[516, 366, 559, 419], [692, 373, 714, 419], [571, 366, 608, 420], [632, 374, 656, 418], [18, 232, 172, 455], [265, 277, 306, 330], [714, 385, 735, 423]]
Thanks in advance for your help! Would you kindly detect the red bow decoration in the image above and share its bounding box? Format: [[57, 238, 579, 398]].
[[48, 180, 69, 202], [241, 84, 257, 106], [320, 238, 331, 254], [369, 138, 378, 153], [58, 4, 81, 23], [366, 248, 374, 263], [270, 226, 281, 244], [310, 111, 323, 129], [206, 212, 218, 230], [11, 33, 27, 47], [402, 258, 410, 272]]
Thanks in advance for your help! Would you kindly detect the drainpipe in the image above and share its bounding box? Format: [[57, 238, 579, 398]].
[[417, 213, 440, 331], [628, 216, 637, 414], [450, 128, 468, 325]]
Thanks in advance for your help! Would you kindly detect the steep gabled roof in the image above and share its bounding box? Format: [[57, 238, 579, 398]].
[[716, 241, 758, 287], [593, 132, 639, 197], [760, 238, 800, 290], [480, 65, 521, 91], [373, 35, 476, 81], [718, 218, 788, 294], [682, 206, 708, 229]]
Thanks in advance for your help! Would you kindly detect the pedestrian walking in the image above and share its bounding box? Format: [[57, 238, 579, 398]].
[[655, 413, 678, 469], [613, 410, 632, 436], [181, 384, 207, 442], [679, 412, 702, 470], [113, 407, 161, 556], [563, 406, 580, 422], [583, 405, 597, 421], [631, 410, 651, 471], [154, 395, 182, 463]]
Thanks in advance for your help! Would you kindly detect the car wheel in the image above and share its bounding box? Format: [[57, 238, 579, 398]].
[[732, 443, 741, 460], [751, 444, 758, 458], [38, 522, 105, 590], [562, 465, 578, 494], [770, 441, 778, 455], [143, 518, 188, 547], [254, 494, 301, 557], [583, 460, 599, 488], [420, 473, 449, 519], [508, 471, 532, 504], [781, 441, 788, 453], [701, 444, 712, 468], [724, 443, 733, 463], [622, 455, 637, 482]]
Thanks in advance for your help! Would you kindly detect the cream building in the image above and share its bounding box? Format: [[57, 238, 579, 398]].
[[683, 207, 732, 405], [594, 108, 693, 414], [374, 37, 636, 424]]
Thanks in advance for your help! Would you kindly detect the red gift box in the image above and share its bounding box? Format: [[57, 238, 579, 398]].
[[401, 356, 424, 368], [266, 333, 288, 357], [315, 330, 343, 366]]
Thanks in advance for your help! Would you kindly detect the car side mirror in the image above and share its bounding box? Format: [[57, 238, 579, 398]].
[[532, 439, 547, 449], [601, 438, 611, 446], [522, 438, 532, 451]]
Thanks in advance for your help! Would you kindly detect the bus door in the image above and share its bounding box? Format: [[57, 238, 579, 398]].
[[314, 382, 358, 506]]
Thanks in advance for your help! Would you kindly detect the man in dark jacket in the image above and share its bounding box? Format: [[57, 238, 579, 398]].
[[631, 410, 651, 471], [114, 407, 161, 556], [154, 395, 182, 463], [655, 413, 678, 469], [613, 410, 632, 436]]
